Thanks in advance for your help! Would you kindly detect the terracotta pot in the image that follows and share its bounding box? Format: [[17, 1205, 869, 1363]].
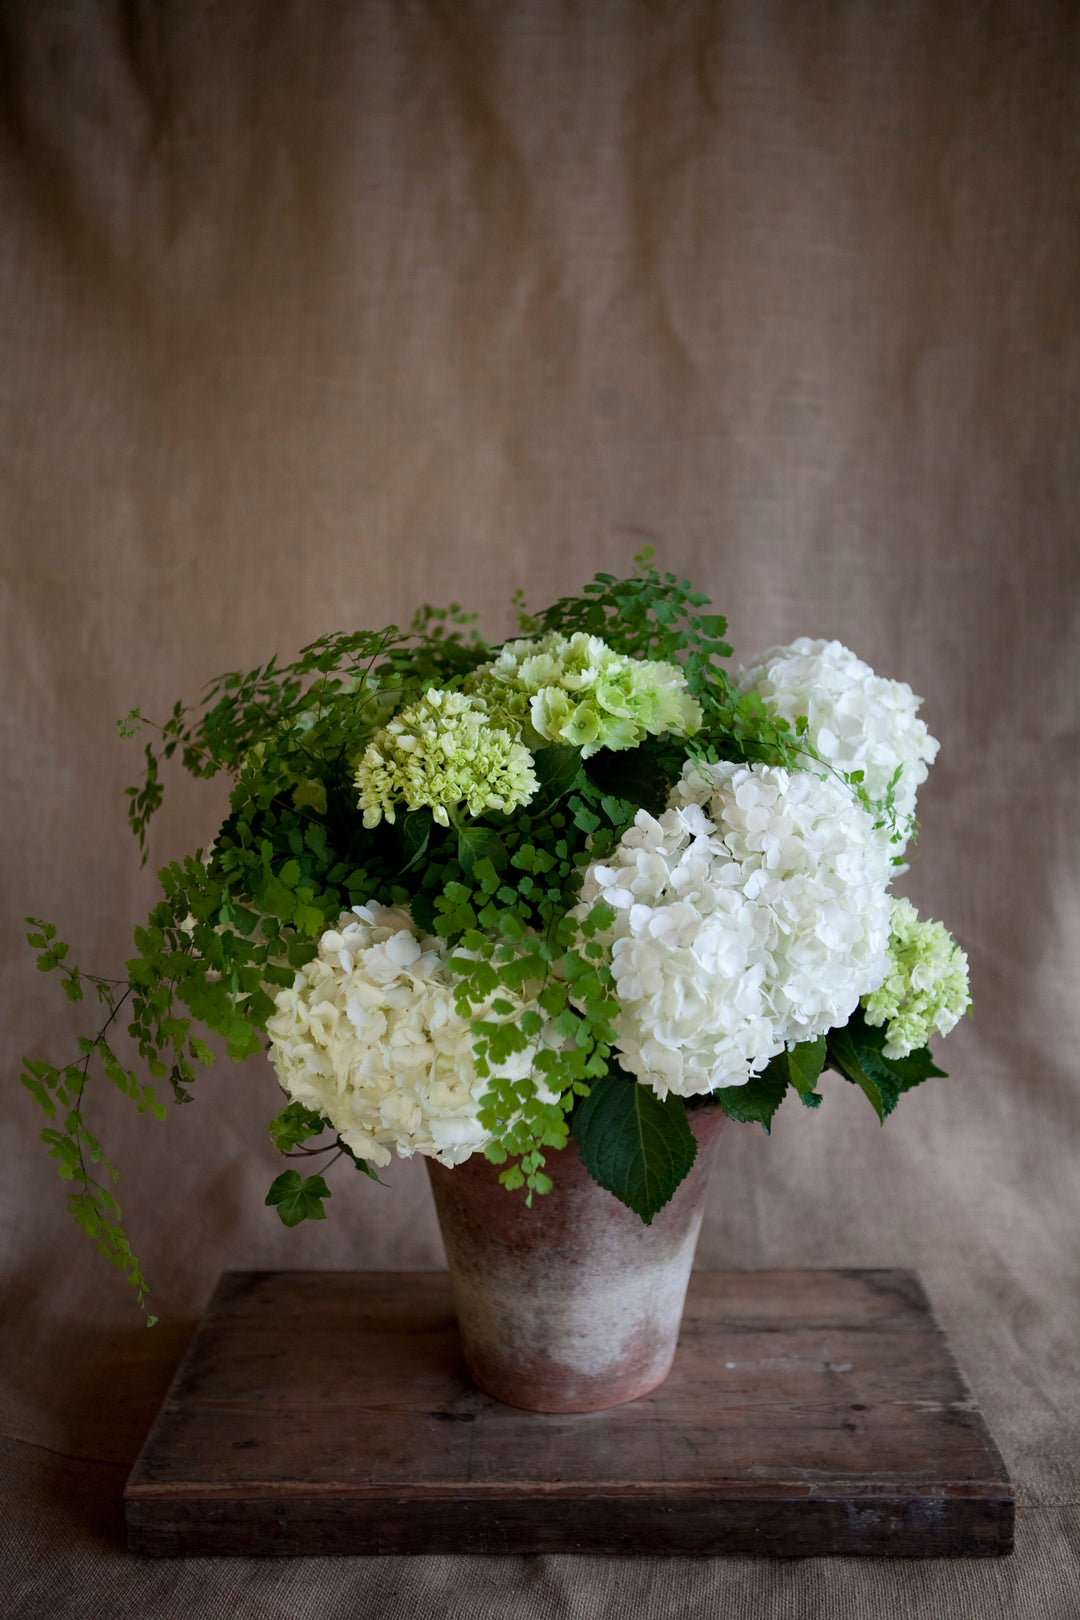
[[425, 1105, 725, 1413]]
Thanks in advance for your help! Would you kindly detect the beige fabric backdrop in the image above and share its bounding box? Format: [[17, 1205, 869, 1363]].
[[2, 1, 1078, 1613]]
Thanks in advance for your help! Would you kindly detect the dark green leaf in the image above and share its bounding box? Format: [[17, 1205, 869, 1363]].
[[584, 748, 671, 818], [572, 1070, 697, 1224], [456, 824, 508, 876], [827, 1007, 947, 1121], [711, 1058, 789, 1130], [529, 743, 584, 814], [824, 1025, 881, 1113], [264, 1169, 331, 1227], [398, 810, 432, 873], [786, 1035, 826, 1097], [852, 1009, 948, 1090]]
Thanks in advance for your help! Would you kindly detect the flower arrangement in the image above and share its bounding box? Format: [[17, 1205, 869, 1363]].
[[21, 556, 969, 1320]]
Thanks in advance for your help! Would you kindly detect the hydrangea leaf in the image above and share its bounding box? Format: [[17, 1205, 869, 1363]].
[[529, 743, 586, 814], [867, 1038, 948, 1090], [828, 1007, 946, 1121], [264, 1169, 331, 1226], [824, 1025, 880, 1113], [571, 1069, 697, 1224], [786, 1035, 827, 1099], [711, 1059, 789, 1130]]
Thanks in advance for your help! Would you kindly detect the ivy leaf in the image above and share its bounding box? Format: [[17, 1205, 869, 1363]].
[[711, 1059, 789, 1131], [264, 1169, 331, 1227], [456, 824, 508, 876], [269, 1099, 329, 1152], [572, 1069, 697, 1224]]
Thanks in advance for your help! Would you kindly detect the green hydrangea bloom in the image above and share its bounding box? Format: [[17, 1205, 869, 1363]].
[[862, 897, 971, 1058], [354, 687, 538, 828], [469, 630, 701, 758]]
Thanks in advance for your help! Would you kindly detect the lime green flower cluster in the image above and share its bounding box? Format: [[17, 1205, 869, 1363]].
[[355, 688, 538, 829], [862, 897, 971, 1058], [469, 631, 702, 758]]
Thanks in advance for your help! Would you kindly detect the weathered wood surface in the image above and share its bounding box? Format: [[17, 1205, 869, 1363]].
[[124, 1269, 1013, 1557]]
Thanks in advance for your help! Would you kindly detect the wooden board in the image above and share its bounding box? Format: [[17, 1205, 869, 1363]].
[[124, 1269, 1013, 1558]]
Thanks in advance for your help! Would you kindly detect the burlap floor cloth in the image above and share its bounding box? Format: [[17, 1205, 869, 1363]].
[[2, 3, 1078, 1614]]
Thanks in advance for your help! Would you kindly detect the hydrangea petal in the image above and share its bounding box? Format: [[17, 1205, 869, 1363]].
[[266, 905, 553, 1167], [736, 638, 938, 850], [575, 761, 893, 1099], [862, 897, 971, 1058], [354, 689, 537, 828], [468, 630, 701, 757]]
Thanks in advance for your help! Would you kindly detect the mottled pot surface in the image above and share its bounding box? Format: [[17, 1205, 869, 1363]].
[[427, 1105, 725, 1413]]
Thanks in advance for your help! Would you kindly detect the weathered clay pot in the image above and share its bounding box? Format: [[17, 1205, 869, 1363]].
[[425, 1105, 724, 1413]]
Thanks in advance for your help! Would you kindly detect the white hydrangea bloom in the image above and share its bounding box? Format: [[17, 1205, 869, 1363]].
[[735, 638, 939, 847], [469, 630, 701, 758], [862, 896, 971, 1059], [266, 905, 552, 1168], [576, 761, 893, 1099]]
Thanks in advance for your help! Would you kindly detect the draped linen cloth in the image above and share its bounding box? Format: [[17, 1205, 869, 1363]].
[[2, 3, 1078, 1613]]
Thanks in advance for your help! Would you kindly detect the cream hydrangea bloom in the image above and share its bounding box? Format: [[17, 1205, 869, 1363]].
[[862, 896, 971, 1058], [576, 760, 893, 1098], [354, 687, 537, 828], [736, 638, 939, 847], [469, 630, 701, 758], [266, 905, 553, 1167]]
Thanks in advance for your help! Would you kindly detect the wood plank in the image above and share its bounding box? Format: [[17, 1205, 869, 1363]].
[[124, 1269, 1013, 1557]]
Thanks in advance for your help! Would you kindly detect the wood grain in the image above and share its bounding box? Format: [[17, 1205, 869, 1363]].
[[124, 1269, 1013, 1557]]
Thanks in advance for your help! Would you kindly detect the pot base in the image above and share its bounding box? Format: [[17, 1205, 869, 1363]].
[[462, 1341, 676, 1414]]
